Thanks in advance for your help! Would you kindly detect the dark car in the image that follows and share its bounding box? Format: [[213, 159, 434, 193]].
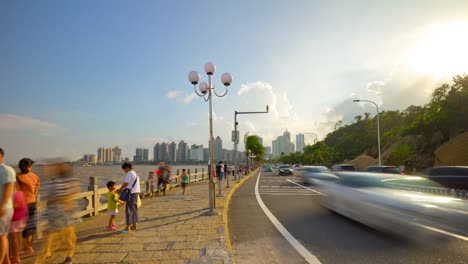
[[425, 166, 468, 190], [278, 165, 294, 176], [331, 164, 356, 171], [365, 165, 403, 174]]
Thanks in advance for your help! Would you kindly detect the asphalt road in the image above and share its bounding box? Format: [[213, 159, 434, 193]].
[[229, 171, 468, 264]]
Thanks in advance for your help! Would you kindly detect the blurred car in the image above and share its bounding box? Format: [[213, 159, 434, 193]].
[[293, 164, 302, 170], [302, 166, 338, 185], [331, 164, 356, 171], [319, 171, 468, 243], [425, 166, 468, 190], [278, 165, 294, 176], [263, 165, 273, 172], [365, 165, 403, 174]]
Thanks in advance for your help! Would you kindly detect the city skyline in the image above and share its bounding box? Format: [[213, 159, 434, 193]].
[[2, 1, 468, 163]]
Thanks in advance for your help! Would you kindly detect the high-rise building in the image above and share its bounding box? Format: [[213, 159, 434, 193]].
[[203, 148, 209, 161], [160, 143, 169, 161], [97, 147, 105, 163], [113, 146, 122, 162], [153, 143, 160, 162], [296, 133, 305, 153], [134, 148, 144, 162], [265, 146, 272, 155], [143, 149, 149, 162], [258, 137, 264, 146], [106, 148, 114, 163], [272, 130, 294, 158], [214, 136, 223, 161], [190, 144, 204, 161], [168, 142, 177, 162], [177, 141, 189, 162]]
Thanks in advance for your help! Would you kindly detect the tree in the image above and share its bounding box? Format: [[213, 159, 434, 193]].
[[245, 135, 265, 164]]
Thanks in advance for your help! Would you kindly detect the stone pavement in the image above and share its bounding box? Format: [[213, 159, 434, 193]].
[[21, 172, 257, 264]]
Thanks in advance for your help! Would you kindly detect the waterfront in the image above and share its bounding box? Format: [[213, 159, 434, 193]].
[[30, 164, 206, 190]]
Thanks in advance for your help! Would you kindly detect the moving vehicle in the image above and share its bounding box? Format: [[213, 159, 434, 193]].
[[278, 165, 294, 176], [365, 165, 403, 174], [302, 166, 337, 185], [263, 164, 273, 172], [425, 166, 468, 190], [318, 171, 468, 243], [331, 164, 356, 171]]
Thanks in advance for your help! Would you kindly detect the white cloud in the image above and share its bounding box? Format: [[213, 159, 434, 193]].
[[0, 114, 61, 136], [182, 94, 197, 104], [166, 90, 181, 99]]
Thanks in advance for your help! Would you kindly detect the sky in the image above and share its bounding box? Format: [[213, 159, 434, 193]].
[[1, 0, 468, 163]]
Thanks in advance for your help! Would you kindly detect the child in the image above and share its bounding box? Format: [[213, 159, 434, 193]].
[[9, 184, 28, 264], [106, 181, 123, 231], [181, 169, 189, 195], [147, 172, 157, 198]]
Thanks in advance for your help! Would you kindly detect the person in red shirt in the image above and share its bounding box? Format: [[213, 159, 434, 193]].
[[9, 185, 27, 264]]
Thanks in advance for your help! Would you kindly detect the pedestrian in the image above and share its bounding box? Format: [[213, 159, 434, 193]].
[[181, 169, 189, 195], [16, 158, 40, 255], [156, 161, 165, 196], [216, 161, 224, 195], [0, 147, 15, 264], [9, 183, 27, 264], [147, 172, 157, 198], [35, 161, 79, 264], [106, 181, 124, 231], [117, 162, 140, 233]]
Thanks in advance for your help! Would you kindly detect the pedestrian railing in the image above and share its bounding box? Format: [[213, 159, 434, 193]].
[[386, 182, 468, 200], [35, 168, 206, 239]]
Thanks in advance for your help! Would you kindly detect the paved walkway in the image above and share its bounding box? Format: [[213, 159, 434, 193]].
[[21, 174, 254, 264]]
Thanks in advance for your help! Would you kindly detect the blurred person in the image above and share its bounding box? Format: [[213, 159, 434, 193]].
[[117, 162, 140, 233], [216, 161, 224, 195], [34, 161, 79, 264], [181, 169, 189, 195], [16, 158, 40, 254], [147, 172, 157, 198], [106, 181, 124, 231], [157, 164, 171, 196], [9, 183, 27, 264], [0, 148, 15, 264]]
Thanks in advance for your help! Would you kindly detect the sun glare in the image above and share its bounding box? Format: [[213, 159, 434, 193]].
[[407, 22, 468, 78]]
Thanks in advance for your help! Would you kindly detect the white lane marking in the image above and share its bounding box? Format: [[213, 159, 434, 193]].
[[255, 171, 322, 264], [414, 223, 468, 241], [286, 179, 325, 196]]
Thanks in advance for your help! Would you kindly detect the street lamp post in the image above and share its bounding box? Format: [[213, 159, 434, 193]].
[[232, 106, 269, 182], [353, 99, 381, 166], [188, 62, 233, 213]]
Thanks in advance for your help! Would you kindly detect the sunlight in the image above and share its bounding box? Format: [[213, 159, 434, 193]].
[[407, 22, 468, 78]]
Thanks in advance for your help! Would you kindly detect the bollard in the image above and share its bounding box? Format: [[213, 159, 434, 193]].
[[202, 168, 205, 180], [88, 176, 99, 216], [35, 195, 43, 239], [188, 169, 191, 182], [195, 168, 198, 181]]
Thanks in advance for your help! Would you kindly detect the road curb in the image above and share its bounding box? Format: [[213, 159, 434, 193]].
[[222, 168, 260, 264]]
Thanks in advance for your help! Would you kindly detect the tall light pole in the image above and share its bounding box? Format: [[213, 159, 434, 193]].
[[353, 99, 381, 166], [188, 62, 233, 213], [232, 106, 269, 182]]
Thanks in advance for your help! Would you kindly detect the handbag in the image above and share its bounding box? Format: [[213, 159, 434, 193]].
[[119, 175, 138, 202]]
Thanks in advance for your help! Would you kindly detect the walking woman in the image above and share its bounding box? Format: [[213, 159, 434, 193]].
[[117, 162, 140, 233], [16, 158, 40, 254]]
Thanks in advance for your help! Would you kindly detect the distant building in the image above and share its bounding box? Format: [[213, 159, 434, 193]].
[[143, 149, 149, 162], [265, 146, 272, 155], [296, 133, 305, 153], [169, 142, 177, 162], [83, 154, 97, 164], [113, 146, 122, 162], [272, 130, 294, 158], [214, 136, 223, 161], [258, 137, 264, 146], [153, 143, 160, 162], [134, 148, 143, 162], [160, 143, 169, 161], [190, 144, 204, 161], [203, 148, 209, 161], [177, 141, 189, 162]]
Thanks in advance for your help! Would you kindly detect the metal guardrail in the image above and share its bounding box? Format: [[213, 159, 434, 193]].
[[386, 182, 468, 200]]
